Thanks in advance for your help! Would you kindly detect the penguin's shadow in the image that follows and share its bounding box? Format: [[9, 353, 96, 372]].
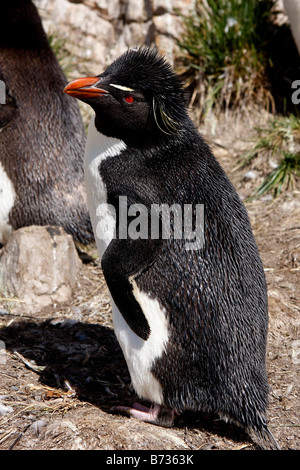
[[0, 318, 250, 446], [0, 318, 131, 411]]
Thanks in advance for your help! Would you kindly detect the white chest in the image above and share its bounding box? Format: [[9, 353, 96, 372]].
[[84, 117, 126, 257], [84, 117, 169, 405], [0, 161, 15, 244], [113, 277, 169, 405]]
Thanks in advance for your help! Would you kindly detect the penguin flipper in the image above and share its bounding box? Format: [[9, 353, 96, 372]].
[[101, 236, 163, 341]]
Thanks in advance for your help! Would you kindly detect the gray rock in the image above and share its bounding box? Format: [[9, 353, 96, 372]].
[[0, 225, 81, 313], [33, 0, 194, 75]]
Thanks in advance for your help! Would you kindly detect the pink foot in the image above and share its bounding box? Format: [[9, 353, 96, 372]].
[[112, 402, 177, 428]]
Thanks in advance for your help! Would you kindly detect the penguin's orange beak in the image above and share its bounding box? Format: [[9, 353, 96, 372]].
[[64, 77, 109, 99]]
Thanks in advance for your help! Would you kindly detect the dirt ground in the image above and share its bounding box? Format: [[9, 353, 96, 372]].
[[0, 113, 299, 451]]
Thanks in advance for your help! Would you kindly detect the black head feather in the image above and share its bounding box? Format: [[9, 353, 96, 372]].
[[102, 47, 187, 135], [104, 47, 183, 97], [65, 47, 190, 141]]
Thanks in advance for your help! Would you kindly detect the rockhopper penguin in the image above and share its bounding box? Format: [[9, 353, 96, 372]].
[[0, 0, 93, 245], [64, 47, 279, 449]]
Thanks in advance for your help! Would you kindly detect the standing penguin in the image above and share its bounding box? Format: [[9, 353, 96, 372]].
[[0, 0, 93, 245], [64, 47, 279, 449]]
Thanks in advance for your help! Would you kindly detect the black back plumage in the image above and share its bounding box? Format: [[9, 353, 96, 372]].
[[0, 0, 93, 243], [102, 123, 274, 446]]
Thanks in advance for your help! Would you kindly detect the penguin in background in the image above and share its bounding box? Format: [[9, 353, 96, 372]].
[[0, 0, 93, 245], [64, 47, 280, 450]]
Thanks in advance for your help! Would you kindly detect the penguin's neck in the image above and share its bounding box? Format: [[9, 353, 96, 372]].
[[84, 117, 126, 256], [84, 117, 126, 167]]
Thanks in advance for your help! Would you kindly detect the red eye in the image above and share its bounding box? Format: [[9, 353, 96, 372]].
[[125, 95, 134, 103]]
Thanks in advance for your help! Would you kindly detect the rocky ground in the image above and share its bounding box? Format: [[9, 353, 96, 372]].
[[0, 113, 299, 451]]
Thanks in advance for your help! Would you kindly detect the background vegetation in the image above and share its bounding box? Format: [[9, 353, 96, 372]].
[[176, 0, 300, 199]]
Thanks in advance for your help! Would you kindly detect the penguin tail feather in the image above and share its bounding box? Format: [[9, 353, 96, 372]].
[[248, 425, 281, 450]]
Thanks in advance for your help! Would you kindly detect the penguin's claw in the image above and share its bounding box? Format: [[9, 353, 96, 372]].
[[112, 403, 177, 428]]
